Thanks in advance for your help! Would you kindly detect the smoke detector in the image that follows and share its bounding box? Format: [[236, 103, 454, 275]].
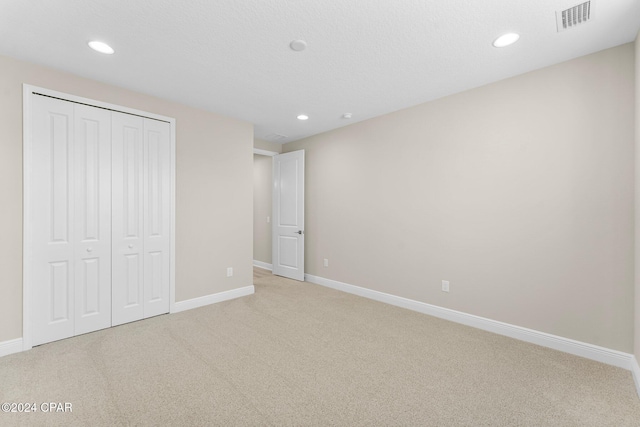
[[556, 1, 593, 32]]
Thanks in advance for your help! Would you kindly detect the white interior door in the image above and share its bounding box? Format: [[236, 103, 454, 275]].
[[31, 97, 113, 345], [73, 104, 112, 335], [111, 112, 145, 326], [31, 96, 76, 346], [272, 150, 305, 281], [143, 119, 171, 318]]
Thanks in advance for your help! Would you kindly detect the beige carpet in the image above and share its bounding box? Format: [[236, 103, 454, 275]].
[[1, 268, 639, 426]]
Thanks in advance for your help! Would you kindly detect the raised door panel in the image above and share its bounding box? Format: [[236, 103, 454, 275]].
[[143, 119, 171, 318], [31, 95, 76, 346], [112, 112, 145, 326], [277, 160, 299, 227], [73, 104, 112, 335]]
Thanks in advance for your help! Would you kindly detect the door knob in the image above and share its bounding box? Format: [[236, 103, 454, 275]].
[[86, 247, 93, 252], [128, 244, 134, 249], [296, 230, 303, 235]]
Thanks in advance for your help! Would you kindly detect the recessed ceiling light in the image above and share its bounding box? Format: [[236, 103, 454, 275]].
[[342, 113, 352, 119], [290, 40, 307, 52], [88, 41, 114, 54], [493, 33, 520, 48], [297, 114, 309, 121]]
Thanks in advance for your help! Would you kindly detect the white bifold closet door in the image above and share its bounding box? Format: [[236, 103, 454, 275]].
[[30, 95, 171, 346], [111, 113, 171, 326], [31, 96, 112, 346]]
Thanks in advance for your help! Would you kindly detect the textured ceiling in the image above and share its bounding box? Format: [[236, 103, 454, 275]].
[[1, 0, 639, 143]]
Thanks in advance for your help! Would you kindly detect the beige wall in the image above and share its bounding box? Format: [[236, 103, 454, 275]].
[[0, 54, 254, 343], [284, 44, 635, 352], [253, 154, 273, 264], [254, 138, 282, 154]]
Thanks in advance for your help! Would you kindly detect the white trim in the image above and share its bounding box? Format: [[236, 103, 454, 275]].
[[169, 112, 177, 315], [305, 273, 637, 371], [632, 356, 640, 398], [172, 286, 255, 313], [253, 260, 273, 271], [22, 85, 33, 351], [253, 148, 278, 157], [22, 84, 177, 348], [0, 338, 24, 358], [24, 85, 174, 123]]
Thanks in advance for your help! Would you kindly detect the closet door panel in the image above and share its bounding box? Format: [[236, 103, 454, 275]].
[[73, 104, 112, 335], [112, 112, 145, 326], [143, 119, 171, 318], [31, 96, 76, 346]]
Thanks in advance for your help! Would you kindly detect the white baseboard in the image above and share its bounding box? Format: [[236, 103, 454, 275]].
[[253, 260, 273, 271], [0, 338, 24, 358], [305, 273, 637, 372], [172, 285, 255, 313], [632, 356, 640, 398]]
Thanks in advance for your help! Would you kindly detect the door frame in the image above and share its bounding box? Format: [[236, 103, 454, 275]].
[[252, 148, 278, 269], [22, 84, 177, 351]]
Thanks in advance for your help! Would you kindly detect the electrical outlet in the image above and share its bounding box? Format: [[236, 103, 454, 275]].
[[441, 280, 449, 292], [227, 267, 233, 277], [323, 258, 328, 267]]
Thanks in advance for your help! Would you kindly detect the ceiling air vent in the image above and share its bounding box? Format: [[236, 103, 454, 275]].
[[265, 133, 288, 142], [556, 1, 593, 32]]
